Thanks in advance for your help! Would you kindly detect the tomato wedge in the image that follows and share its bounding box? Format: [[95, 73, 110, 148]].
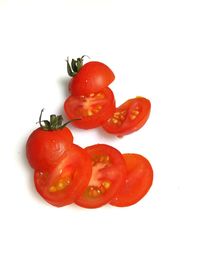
[[110, 154, 153, 207], [64, 88, 115, 129], [34, 144, 92, 207], [75, 144, 127, 208], [103, 97, 151, 137]]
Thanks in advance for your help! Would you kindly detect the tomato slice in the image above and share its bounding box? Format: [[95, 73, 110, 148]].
[[103, 97, 151, 137], [64, 88, 115, 129], [34, 144, 92, 207], [110, 154, 153, 207], [69, 61, 115, 96], [75, 144, 127, 208]]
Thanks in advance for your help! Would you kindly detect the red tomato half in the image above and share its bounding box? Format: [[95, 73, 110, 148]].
[[75, 144, 127, 208], [103, 97, 151, 137], [69, 61, 115, 96], [64, 88, 115, 129], [34, 144, 92, 207], [26, 127, 73, 171], [110, 154, 153, 207]]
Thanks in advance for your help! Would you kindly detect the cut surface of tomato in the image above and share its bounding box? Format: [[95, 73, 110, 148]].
[[103, 97, 151, 137], [69, 61, 115, 96], [75, 144, 127, 208], [34, 144, 92, 207], [64, 88, 115, 129], [110, 154, 153, 207]]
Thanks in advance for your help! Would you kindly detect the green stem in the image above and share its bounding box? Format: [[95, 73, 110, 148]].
[[38, 109, 81, 131], [66, 55, 89, 77]]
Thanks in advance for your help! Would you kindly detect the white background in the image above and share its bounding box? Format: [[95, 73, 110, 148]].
[[0, 0, 200, 266]]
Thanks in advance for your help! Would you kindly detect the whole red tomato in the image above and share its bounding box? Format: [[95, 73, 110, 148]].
[[67, 56, 115, 96], [26, 109, 74, 171]]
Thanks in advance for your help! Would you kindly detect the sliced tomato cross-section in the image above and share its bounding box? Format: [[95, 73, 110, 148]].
[[110, 153, 153, 207], [103, 97, 151, 137], [64, 87, 115, 129], [75, 144, 127, 208], [34, 144, 92, 207]]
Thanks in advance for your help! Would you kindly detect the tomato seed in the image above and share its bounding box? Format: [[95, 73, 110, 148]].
[[49, 186, 57, 193], [102, 181, 111, 189]]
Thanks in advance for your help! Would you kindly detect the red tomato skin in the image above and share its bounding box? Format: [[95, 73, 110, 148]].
[[103, 97, 151, 137], [110, 154, 153, 207], [34, 144, 92, 207], [69, 61, 115, 96], [26, 127, 73, 172], [75, 144, 127, 209], [64, 88, 116, 129]]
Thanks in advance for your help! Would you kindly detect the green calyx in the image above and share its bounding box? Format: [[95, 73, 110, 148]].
[[38, 109, 79, 131], [66, 55, 88, 77]]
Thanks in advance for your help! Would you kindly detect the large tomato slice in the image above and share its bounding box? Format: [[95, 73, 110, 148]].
[[110, 154, 153, 207], [69, 61, 115, 96], [34, 144, 92, 207], [75, 144, 127, 208], [103, 97, 151, 137], [64, 88, 115, 129]]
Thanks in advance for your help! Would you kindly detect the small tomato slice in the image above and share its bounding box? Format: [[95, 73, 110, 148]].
[[69, 61, 115, 96], [64, 88, 115, 129], [103, 97, 151, 137], [34, 144, 92, 207], [110, 154, 153, 207], [75, 144, 127, 208]]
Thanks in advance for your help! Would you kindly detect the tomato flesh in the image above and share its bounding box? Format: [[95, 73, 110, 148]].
[[110, 154, 153, 207], [69, 61, 115, 96], [64, 88, 115, 129], [34, 144, 92, 207], [103, 97, 151, 137], [26, 127, 73, 171], [75, 144, 127, 208]]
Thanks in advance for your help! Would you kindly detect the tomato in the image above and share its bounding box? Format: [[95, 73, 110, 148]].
[[110, 154, 153, 207], [75, 144, 127, 208], [26, 110, 74, 171], [34, 144, 92, 207], [67, 57, 115, 96], [103, 97, 151, 137], [64, 88, 116, 129]]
